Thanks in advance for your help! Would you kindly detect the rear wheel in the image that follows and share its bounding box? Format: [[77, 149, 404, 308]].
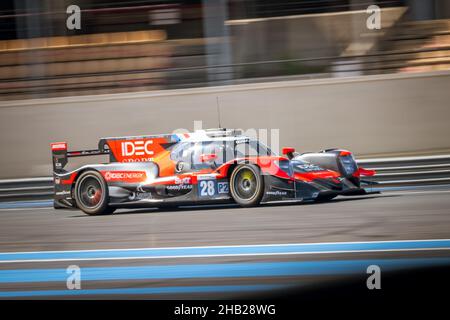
[[74, 170, 115, 215], [229, 164, 264, 207]]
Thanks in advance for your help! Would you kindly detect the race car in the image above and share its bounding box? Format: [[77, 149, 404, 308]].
[[51, 128, 375, 215]]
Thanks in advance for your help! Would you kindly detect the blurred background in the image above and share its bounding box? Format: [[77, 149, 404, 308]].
[[1, 0, 450, 99], [1, 2, 450, 302], [1, 0, 450, 179]]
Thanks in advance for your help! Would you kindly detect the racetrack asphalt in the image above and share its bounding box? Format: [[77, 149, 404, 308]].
[[0, 191, 449, 299]]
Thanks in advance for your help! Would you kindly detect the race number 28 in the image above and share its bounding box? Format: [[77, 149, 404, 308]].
[[199, 180, 216, 197]]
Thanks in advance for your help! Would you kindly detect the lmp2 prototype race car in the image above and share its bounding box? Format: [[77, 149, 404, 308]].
[[51, 128, 375, 215]]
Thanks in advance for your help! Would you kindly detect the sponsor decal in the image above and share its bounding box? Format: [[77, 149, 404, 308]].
[[122, 140, 154, 157], [174, 177, 191, 185], [120, 140, 154, 162], [266, 190, 288, 196], [123, 158, 154, 163], [102, 171, 147, 183], [51, 142, 67, 151], [129, 192, 152, 201], [121, 157, 154, 163], [56, 190, 71, 196], [197, 174, 217, 181], [166, 184, 193, 191], [107, 137, 170, 163], [294, 163, 323, 172], [217, 182, 229, 194]]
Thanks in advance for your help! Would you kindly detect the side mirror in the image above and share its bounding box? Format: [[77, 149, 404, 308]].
[[200, 153, 217, 163], [282, 147, 296, 159]]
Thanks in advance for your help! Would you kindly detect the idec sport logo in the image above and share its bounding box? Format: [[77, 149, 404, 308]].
[[121, 140, 154, 162], [102, 171, 147, 183], [107, 138, 169, 163]]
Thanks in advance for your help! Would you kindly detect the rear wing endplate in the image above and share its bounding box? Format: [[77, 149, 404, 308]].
[[51, 141, 109, 174]]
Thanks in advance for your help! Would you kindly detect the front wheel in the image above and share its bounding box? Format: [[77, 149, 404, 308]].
[[229, 164, 264, 207], [74, 170, 115, 215]]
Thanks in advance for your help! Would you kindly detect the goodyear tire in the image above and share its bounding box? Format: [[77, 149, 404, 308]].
[[229, 164, 264, 207], [74, 170, 115, 215]]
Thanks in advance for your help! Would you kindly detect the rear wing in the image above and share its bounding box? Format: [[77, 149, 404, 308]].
[[51, 134, 179, 173], [51, 141, 109, 174]]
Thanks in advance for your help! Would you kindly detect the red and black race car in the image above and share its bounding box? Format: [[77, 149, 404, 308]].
[[51, 128, 375, 215]]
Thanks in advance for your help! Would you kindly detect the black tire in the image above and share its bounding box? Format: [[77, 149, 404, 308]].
[[229, 164, 264, 207], [74, 170, 114, 215]]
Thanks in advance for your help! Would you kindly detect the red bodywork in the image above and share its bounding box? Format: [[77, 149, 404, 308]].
[[56, 138, 375, 188]]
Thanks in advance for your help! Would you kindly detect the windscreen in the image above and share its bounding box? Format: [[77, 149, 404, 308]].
[[234, 139, 275, 157]]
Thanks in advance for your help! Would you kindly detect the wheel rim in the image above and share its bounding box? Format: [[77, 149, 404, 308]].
[[77, 176, 103, 209], [233, 168, 259, 201]]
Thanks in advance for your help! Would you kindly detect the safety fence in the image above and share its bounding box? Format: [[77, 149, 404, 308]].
[[358, 154, 450, 191], [0, 154, 449, 203]]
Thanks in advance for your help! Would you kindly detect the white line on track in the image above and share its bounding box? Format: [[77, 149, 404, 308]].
[[0, 207, 52, 212], [1, 247, 450, 264], [1, 238, 449, 255], [0, 239, 450, 264]]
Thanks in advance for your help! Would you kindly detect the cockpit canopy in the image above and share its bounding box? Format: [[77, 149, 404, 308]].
[[170, 138, 275, 169]]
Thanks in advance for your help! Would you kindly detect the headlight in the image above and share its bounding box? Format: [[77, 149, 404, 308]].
[[340, 155, 357, 175]]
